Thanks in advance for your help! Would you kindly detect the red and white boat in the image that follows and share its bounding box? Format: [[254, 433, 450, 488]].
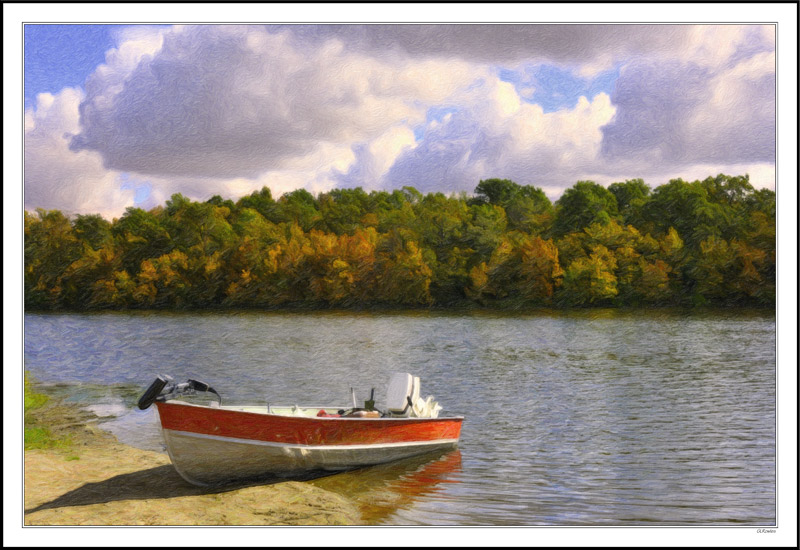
[[137, 373, 463, 486]]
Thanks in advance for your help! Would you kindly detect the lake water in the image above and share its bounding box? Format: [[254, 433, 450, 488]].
[[23, 309, 776, 526]]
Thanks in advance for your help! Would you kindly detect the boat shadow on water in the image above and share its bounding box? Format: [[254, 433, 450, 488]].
[[24, 448, 462, 519]]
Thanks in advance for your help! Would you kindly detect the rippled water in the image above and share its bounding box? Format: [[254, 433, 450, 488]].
[[23, 309, 776, 525]]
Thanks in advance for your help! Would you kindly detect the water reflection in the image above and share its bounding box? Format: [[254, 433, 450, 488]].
[[309, 449, 463, 525]]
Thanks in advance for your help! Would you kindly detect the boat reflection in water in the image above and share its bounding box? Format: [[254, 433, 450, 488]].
[[309, 448, 463, 524]]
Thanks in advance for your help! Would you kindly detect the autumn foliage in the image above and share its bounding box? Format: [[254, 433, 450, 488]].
[[24, 175, 775, 310]]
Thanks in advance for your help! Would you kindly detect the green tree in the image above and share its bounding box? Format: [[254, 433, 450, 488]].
[[686, 235, 735, 305], [472, 178, 553, 234], [236, 187, 278, 223], [58, 245, 121, 309], [263, 224, 315, 306], [608, 179, 650, 211], [112, 207, 173, 276], [476, 232, 563, 305], [744, 188, 776, 220], [306, 228, 379, 306], [89, 269, 136, 309], [473, 178, 520, 206], [231, 207, 283, 247], [558, 245, 619, 306], [632, 259, 673, 304], [132, 250, 192, 308], [700, 174, 754, 207], [25, 209, 83, 309], [374, 234, 433, 306], [161, 195, 238, 306], [206, 194, 236, 211], [23, 172, 774, 311], [318, 187, 371, 235], [464, 203, 507, 262], [608, 178, 650, 226], [165, 194, 236, 254], [275, 189, 321, 231], [641, 178, 731, 248], [552, 181, 619, 237], [73, 214, 113, 251]]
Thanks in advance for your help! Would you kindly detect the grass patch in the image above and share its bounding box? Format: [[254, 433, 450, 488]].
[[24, 372, 73, 451], [24, 371, 111, 453], [24, 426, 73, 450], [24, 373, 49, 412], [24, 427, 52, 449]]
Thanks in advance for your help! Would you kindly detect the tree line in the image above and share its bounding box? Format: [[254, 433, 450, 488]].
[[24, 174, 775, 310]]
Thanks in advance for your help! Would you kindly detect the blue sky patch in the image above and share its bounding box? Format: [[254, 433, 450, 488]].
[[119, 173, 152, 206], [499, 63, 620, 113], [414, 105, 460, 141], [24, 25, 119, 107]]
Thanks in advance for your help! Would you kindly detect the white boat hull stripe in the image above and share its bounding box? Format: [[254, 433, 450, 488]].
[[163, 429, 459, 450]]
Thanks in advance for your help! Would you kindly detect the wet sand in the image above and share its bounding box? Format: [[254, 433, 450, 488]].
[[23, 403, 363, 526]]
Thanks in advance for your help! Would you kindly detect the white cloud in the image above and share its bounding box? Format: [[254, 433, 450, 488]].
[[69, 25, 480, 181], [681, 25, 775, 68], [600, 35, 775, 173], [368, 126, 418, 178], [682, 51, 775, 163], [382, 78, 617, 192], [24, 88, 133, 218]]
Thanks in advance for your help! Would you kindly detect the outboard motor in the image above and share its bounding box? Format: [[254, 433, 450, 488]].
[[385, 372, 416, 416], [137, 375, 172, 409], [385, 372, 442, 418], [137, 375, 221, 409]]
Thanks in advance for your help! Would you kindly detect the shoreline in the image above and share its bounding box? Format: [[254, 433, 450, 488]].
[[23, 398, 363, 526], [24, 303, 777, 314]]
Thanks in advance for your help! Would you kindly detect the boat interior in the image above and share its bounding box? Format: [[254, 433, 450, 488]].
[[173, 373, 444, 419]]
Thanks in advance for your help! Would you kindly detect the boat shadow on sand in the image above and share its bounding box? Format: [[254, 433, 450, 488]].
[[24, 463, 339, 516], [25, 449, 462, 518]]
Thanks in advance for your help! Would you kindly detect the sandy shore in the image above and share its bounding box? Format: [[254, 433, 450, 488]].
[[23, 402, 363, 526]]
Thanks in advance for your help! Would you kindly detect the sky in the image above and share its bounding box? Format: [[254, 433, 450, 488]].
[[20, 22, 780, 219]]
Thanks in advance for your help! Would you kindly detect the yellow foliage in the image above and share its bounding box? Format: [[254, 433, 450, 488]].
[[469, 262, 489, 293]]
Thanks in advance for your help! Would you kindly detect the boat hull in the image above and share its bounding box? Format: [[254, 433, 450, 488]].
[[155, 401, 462, 486]]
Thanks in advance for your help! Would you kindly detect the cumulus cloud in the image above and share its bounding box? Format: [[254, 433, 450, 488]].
[[383, 79, 617, 194], [683, 51, 776, 163], [600, 26, 775, 175], [600, 60, 713, 164], [69, 25, 480, 180], [334, 125, 417, 190], [24, 88, 134, 218]]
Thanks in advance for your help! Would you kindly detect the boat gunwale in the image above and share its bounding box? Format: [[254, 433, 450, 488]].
[[157, 399, 465, 422]]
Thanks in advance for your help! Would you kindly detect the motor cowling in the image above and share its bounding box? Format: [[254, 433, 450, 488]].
[[137, 375, 221, 409], [137, 375, 172, 410]]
